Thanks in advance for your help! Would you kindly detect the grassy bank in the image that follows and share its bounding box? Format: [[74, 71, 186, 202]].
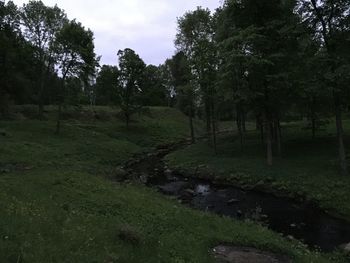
[[0, 107, 346, 262], [166, 120, 350, 220]]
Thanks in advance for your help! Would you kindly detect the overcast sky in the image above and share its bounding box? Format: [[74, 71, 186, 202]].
[[12, 0, 221, 66]]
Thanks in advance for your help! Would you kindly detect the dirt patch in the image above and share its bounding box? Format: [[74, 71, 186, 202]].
[[213, 245, 292, 263]]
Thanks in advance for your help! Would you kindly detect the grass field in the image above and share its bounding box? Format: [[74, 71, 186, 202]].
[[0, 106, 347, 262]]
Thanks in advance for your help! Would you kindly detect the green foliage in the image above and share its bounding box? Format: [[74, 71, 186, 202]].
[[55, 19, 97, 81], [116, 48, 146, 127], [140, 65, 168, 106], [95, 65, 119, 105]]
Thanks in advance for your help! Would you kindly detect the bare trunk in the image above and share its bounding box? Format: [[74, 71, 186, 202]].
[[55, 70, 69, 134], [55, 103, 62, 134], [275, 119, 282, 156], [266, 119, 273, 166], [260, 123, 265, 148], [236, 105, 243, 152], [125, 111, 130, 129], [334, 93, 348, 176], [256, 114, 265, 148], [312, 116, 316, 139], [205, 98, 212, 138], [38, 69, 45, 120], [189, 103, 195, 143], [310, 97, 316, 139], [242, 110, 246, 133], [212, 102, 217, 154], [256, 115, 260, 131]]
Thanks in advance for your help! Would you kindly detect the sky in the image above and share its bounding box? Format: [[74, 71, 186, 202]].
[[12, 0, 221, 66]]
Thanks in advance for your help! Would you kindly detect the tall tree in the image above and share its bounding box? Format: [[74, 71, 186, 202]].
[[116, 48, 146, 129], [0, 1, 38, 117], [54, 19, 97, 134], [21, 0, 67, 118], [176, 7, 217, 143], [168, 52, 196, 143], [95, 65, 119, 105], [217, 0, 300, 164], [140, 65, 168, 106], [298, 0, 350, 175]]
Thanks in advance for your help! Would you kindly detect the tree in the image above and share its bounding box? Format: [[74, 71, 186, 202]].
[[176, 7, 217, 144], [158, 62, 176, 107], [116, 48, 146, 128], [54, 19, 97, 134], [216, 0, 300, 164], [95, 65, 119, 105], [21, 0, 67, 118], [298, 0, 350, 175], [168, 52, 196, 143], [0, 1, 38, 117], [140, 65, 168, 106]]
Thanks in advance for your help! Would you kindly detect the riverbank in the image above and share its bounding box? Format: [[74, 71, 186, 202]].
[[0, 107, 347, 262], [165, 122, 350, 221]]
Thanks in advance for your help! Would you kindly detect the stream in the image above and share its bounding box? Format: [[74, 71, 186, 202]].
[[125, 141, 350, 252]]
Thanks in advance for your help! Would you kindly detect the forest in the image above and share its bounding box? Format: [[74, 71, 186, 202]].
[[1, 0, 350, 262]]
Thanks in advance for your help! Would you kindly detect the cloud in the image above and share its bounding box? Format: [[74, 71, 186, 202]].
[[11, 0, 221, 65]]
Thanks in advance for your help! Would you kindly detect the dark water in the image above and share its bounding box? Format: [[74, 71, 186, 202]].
[[126, 143, 350, 252], [154, 177, 350, 252]]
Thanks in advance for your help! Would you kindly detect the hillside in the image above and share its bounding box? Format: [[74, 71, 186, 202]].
[[0, 106, 344, 262]]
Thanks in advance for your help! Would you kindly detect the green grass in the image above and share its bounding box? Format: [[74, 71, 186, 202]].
[[166, 120, 350, 220], [0, 107, 346, 262]]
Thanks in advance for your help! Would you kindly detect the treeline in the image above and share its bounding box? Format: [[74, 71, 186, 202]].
[[0, 1, 174, 130], [94, 49, 173, 128], [1, 0, 350, 175], [167, 0, 350, 175], [0, 0, 98, 133]]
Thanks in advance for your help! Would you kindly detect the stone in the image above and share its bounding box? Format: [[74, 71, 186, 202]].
[[164, 169, 172, 177], [114, 167, 127, 178], [158, 181, 189, 195], [340, 243, 350, 254], [184, 189, 195, 196], [213, 245, 291, 263], [139, 173, 148, 184], [227, 199, 239, 205], [254, 180, 265, 189]]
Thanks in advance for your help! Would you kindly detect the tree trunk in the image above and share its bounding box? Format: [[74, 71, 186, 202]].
[[236, 105, 243, 152], [334, 93, 348, 176], [310, 97, 316, 139], [212, 102, 217, 154], [205, 97, 212, 137], [125, 111, 130, 129], [241, 110, 246, 133], [266, 118, 273, 166], [55, 102, 62, 134], [312, 116, 316, 139], [275, 119, 282, 156], [260, 123, 265, 148], [56, 73, 68, 134], [256, 115, 260, 131], [189, 103, 195, 143], [39, 81, 45, 119]]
